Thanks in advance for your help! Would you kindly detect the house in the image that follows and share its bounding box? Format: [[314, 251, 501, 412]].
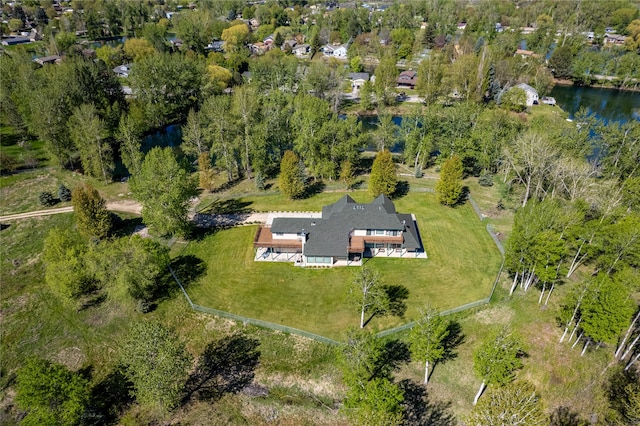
[[34, 55, 62, 66], [28, 29, 42, 42], [397, 70, 418, 88], [514, 83, 539, 106], [515, 49, 536, 58], [322, 44, 348, 58], [349, 72, 370, 89], [113, 63, 133, 78], [253, 195, 425, 267], [292, 43, 310, 57], [250, 42, 268, 55], [1, 36, 31, 46], [604, 34, 626, 45], [206, 40, 225, 52]]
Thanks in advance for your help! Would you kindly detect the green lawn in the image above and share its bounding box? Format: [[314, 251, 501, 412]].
[[178, 191, 503, 340]]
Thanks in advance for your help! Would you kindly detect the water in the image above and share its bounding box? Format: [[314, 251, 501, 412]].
[[141, 124, 182, 152], [550, 85, 640, 123]]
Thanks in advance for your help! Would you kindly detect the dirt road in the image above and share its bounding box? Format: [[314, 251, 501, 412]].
[[0, 200, 143, 222]]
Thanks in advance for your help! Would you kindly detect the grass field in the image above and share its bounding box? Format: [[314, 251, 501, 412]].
[[177, 190, 503, 340]]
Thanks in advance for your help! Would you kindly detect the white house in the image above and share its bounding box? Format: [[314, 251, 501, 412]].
[[514, 83, 539, 106], [322, 44, 347, 58]]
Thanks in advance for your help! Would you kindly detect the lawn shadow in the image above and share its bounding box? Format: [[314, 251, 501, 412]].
[[86, 365, 135, 425], [199, 198, 253, 215], [300, 180, 326, 199], [454, 187, 471, 207], [392, 180, 410, 199], [398, 379, 456, 426], [213, 177, 243, 193], [369, 339, 411, 380], [111, 215, 144, 238], [441, 321, 465, 363], [363, 284, 409, 328], [182, 333, 261, 404], [169, 255, 207, 290], [549, 406, 589, 426]]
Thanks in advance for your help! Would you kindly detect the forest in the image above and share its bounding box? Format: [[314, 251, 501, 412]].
[[1, 0, 639, 425]]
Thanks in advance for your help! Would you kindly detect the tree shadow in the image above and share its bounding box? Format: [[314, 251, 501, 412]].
[[363, 285, 409, 328], [398, 379, 456, 426], [111, 216, 144, 238], [199, 198, 253, 215], [169, 255, 207, 289], [392, 180, 410, 199], [213, 177, 243, 193], [383, 284, 409, 318], [369, 339, 411, 380], [549, 406, 589, 426], [86, 365, 135, 425], [441, 321, 465, 362], [300, 180, 326, 199], [454, 187, 470, 207], [182, 334, 261, 404]]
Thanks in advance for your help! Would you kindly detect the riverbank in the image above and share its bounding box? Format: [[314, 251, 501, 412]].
[[553, 78, 640, 93]]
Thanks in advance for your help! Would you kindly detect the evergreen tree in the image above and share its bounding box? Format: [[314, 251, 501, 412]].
[[71, 184, 112, 240], [278, 150, 305, 199], [57, 183, 72, 202], [436, 155, 464, 206], [369, 149, 397, 197]]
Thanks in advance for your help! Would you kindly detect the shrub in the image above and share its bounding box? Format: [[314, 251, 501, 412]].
[[255, 172, 265, 191], [478, 172, 494, 187], [58, 184, 72, 202], [414, 164, 423, 178], [39, 191, 57, 207]]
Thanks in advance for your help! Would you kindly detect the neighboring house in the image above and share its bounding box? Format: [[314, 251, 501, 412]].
[[113, 63, 133, 78], [292, 43, 310, 57], [250, 42, 268, 55], [263, 35, 274, 47], [349, 72, 370, 89], [207, 40, 225, 52], [397, 70, 418, 88], [28, 29, 42, 42], [515, 49, 536, 58], [605, 34, 626, 45], [1, 36, 31, 46], [514, 83, 539, 106], [254, 195, 425, 267], [33, 55, 62, 66], [323, 44, 348, 58]]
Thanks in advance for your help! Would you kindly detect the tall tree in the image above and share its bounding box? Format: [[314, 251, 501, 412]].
[[278, 150, 305, 200], [232, 85, 258, 180], [115, 113, 144, 177], [181, 108, 208, 159], [473, 327, 524, 405], [409, 306, 450, 385], [369, 149, 397, 197], [348, 267, 390, 329], [121, 322, 192, 411], [374, 50, 399, 106], [201, 95, 238, 182], [16, 358, 90, 426], [129, 53, 202, 128], [436, 155, 464, 206], [72, 184, 112, 240], [129, 147, 198, 236], [68, 104, 113, 183]]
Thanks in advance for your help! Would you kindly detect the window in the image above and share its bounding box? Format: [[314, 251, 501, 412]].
[[375, 229, 384, 235], [275, 232, 283, 236], [366, 229, 372, 235]]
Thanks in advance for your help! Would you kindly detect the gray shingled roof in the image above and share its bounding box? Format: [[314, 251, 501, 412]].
[[269, 195, 422, 257]]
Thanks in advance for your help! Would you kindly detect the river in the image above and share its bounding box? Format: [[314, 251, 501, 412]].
[[549, 85, 640, 123]]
